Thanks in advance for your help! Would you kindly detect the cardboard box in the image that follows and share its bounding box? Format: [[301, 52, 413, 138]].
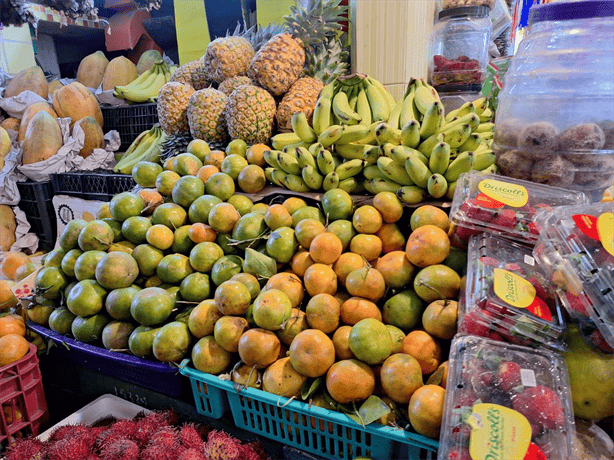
[[53, 195, 106, 248]]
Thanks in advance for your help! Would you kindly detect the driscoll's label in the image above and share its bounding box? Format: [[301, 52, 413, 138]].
[[493, 269, 551, 321], [478, 179, 528, 208]]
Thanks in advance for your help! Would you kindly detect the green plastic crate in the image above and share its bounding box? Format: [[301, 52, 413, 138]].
[[180, 366, 439, 460]]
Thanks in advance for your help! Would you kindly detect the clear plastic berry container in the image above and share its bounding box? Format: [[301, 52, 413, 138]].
[[532, 202, 614, 351], [493, 1, 614, 201], [459, 233, 567, 351], [449, 171, 590, 246], [438, 335, 575, 460]]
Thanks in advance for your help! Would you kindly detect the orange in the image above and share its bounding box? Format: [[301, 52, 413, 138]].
[[303, 263, 337, 297], [349, 234, 382, 261], [375, 251, 415, 289], [145, 224, 174, 250], [380, 353, 423, 404], [326, 359, 375, 404], [377, 223, 406, 254], [333, 252, 366, 287], [289, 329, 336, 378], [0, 315, 26, 338], [305, 293, 340, 333], [401, 330, 442, 375], [188, 299, 223, 338], [282, 197, 307, 215], [295, 218, 325, 249], [262, 357, 308, 398], [1, 252, 29, 280], [373, 191, 404, 223], [238, 328, 281, 369], [0, 334, 29, 366], [410, 205, 450, 233], [155, 170, 181, 196], [196, 164, 220, 186], [208, 203, 241, 234], [237, 165, 266, 194], [172, 153, 203, 176], [345, 267, 386, 303], [188, 223, 217, 243], [0, 280, 18, 311], [204, 150, 226, 169], [138, 188, 164, 214], [309, 232, 343, 265], [340, 297, 382, 325], [163, 157, 175, 171], [214, 316, 249, 353], [408, 385, 446, 439], [348, 318, 393, 365], [186, 138, 211, 162], [332, 326, 355, 360], [191, 336, 233, 375], [405, 225, 450, 268], [246, 143, 269, 167], [290, 250, 314, 277], [352, 205, 383, 234], [265, 272, 304, 309], [264, 204, 293, 231], [232, 363, 262, 389], [422, 300, 458, 340], [276, 308, 309, 346]]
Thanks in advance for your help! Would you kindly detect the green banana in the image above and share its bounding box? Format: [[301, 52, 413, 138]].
[[413, 86, 437, 114], [346, 85, 359, 111], [399, 92, 419, 128], [142, 132, 166, 163], [444, 101, 476, 123], [114, 127, 160, 171], [295, 147, 317, 168], [364, 178, 402, 194], [380, 143, 396, 159], [374, 123, 401, 146], [320, 81, 336, 100], [446, 181, 458, 200], [377, 157, 413, 186], [472, 150, 496, 171], [277, 151, 301, 175], [397, 185, 426, 205], [271, 132, 302, 150], [317, 149, 335, 175], [390, 145, 419, 165], [429, 142, 451, 175], [442, 123, 472, 149], [356, 86, 373, 126], [335, 159, 365, 180], [444, 151, 475, 183], [323, 172, 340, 191], [338, 177, 360, 194], [365, 82, 390, 122], [405, 154, 432, 189], [284, 174, 311, 192], [264, 150, 283, 169], [312, 97, 332, 135], [318, 124, 345, 147], [480, 131, 494, 140], [400, 120, 421, 148], [419, 101, 444, 139], [336, 125, 371, 144], [363, 145, 380, 164], [335, 143, 368, 160], [368, 77, 397, 112], [332, 91, 361, 125], [475, 122, 495, 133], [363, 164, 388, 180], [387, 98, 404, 130], [309, 143, 324, 155], [481, 164, 498, 174], [459, 133, 484, 152], [265, 167, 277, 185], [121, 127, 156, 158], [472, 97, 488, 115], [427, 174, 448, 199], [479, 108, 493, 122], [302, 164, 324, 190], [117, 130, 163, 174], [442, 113, 480, 133], [417, 133, 445, 157], [272, 169, 289, 187], [292, 111, 317, 143]]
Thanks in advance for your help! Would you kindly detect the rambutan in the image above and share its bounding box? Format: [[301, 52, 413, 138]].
[[177, 447, 207, 460], [47, 423, 90, 443], [178, 423, 204, 451], [100, 438, 140, 460], [149, 426, 179, 449], [141, 443, 180, 460], [47, 436, 94, 460], [133, 412, 172, 447], [203, 430, 243, 460], [4, 437, 47, 460], [242, 440, 271, 460], [106, 418, 139, 439]]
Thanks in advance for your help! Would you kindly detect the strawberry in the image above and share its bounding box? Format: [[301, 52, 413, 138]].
[[454, 388, 479, 409], [479, 256, 500, 267], [527, 277, 549, 301], [528, 222, 542, 236], [533, 203, 553, 213], [460, 199, 493, 223], [459, 310, 490, 336], [503, 262, 524, 274], [512, 386, 565, 430], [495, 361, 522, 392], [588, 329, 614, 354], [454, 225, 481, 241], [565, 291, 588, 316], [491, 209, 518, 230]]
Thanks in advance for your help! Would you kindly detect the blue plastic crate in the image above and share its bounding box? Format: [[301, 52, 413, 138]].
[[180, 365, 439, 460], [179, 366, 229, 419], [28, 322, 187, 398]]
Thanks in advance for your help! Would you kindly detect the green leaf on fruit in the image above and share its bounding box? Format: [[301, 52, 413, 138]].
[[243, 248, 277, 280], [301, 377, 322, 400], [426, 366, 445, 386], [358, 395, 391, 426]]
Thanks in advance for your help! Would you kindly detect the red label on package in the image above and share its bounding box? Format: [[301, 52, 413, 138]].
[[475, 192, 505, 209], [573, 214, 600, 241], [526, 297, 552, 322], [523, 443, 547, 460]]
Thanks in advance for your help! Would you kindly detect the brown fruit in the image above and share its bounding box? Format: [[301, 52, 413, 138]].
[[22, 111, 62, 165]]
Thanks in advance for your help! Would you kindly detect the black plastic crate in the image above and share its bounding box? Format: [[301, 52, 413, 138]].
[[16, 180, 56, 251], [101, 103, 158, 152], [51, 170, 136, 202]]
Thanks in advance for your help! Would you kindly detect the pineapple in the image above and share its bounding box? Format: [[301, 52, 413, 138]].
[[248, 33, 305, 97], [170, 60, 211, 90], [202, 36, 255, 83], [187, 88, 228, 143], [160, 134, 192, 161], [218, 76, 253, 96], [157, 82, 195, 135], [276, 77, 323, 130], [224, 85, 276, 144]]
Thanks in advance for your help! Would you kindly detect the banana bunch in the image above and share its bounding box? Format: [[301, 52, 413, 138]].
[[113, 124, 167, 174], [113, 61, 171, 103]]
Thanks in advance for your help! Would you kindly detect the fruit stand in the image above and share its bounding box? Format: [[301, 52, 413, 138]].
[[1, 1, 614, 459]]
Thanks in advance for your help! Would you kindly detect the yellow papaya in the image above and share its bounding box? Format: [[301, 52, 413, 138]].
[[73, 116, 104, 158], [102, 56, 138, 91], [4, 66, 48, 99], [18, 102, 58, 142], [76, 51, 109, 89], [53, 82, 103, 128], [22, 111, 63, 165]]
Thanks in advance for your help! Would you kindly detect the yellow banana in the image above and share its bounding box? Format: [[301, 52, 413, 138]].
[[429, 142, 451, 175], [335, 159, 365, 180], [472, 97, 488, 115], [271, 132, 302, 150], [413, 86, 437, 115], [442, 113, 480, 133], [459, 133, 484, 152], [332, 91, 361, 125], [284, 174, 311, 193], [397, 185, 427, 205], [427, 174, 448, 199], [417, 133, 445, 157], [472, 150, 496, 171], [312, 97, 333, 136], [368, 77, 397, 112], [479, 108, 493, 122], [475, 123, 495, 133], [272, 169, 289, 187], [356, 87, 373, 127], [265, 167, 278, 185], [302, 165, 324, 190], [335, 143, 368, 160], [115, 66, 157, 94], [419, 101, 444, 139], [481, 164, 498, 174], [377, 157, 413, 186], [364, 145, 380, 164], [336, 124, 371, 145], [317, 149, 336, 175], [387, 98, 404, 130], [444, 151, 475, 183], [374, 123, 401, 146], [445, 180, 457, 200], [390, 145, 417, 165], [364, 178, 402, 194], [277, 151, 301, 175], [444, 101, 476, 123], [338, 177, 359, 193], [364, 82, 390, 122], [399, 92, 419, 128], [442, 123, 472, 149], [481, 131, 494, 140], [405, 153, 432, 189], [264, 149, 284, 169], [318, 124, 345, 148], [292, 111, 317, 143], [400, 120, 421, 148], [295, 147, 317, 168], [309, 143, 324, 155], [323, 172, 340, 191], [364, 164, 388, 180], [320, 81, 336, 100], [122, 69, 166, 102]]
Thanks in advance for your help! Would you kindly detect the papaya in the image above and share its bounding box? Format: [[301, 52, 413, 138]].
[[4, 66, 48, 99], [0, 127, 10, 157], [102, 56, 138, 91], [53, 82, 103, 128], [136, 50, 163, 75], [76, 51, 108, 89], [22, 111, 63, 165], [0, 118, 20, 132], [0, 205, 16, 251], [48, 80, 64, 95], [18, 102, 58, 142], [73, 116, 104, 158]]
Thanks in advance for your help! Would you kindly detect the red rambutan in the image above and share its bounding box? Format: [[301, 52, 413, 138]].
[[203, 430, 243, 460], [178, 423, 204, 451], [100, 438, 140, 460], [4, 437, 47, 460], [149, 426, 179, 449], [177, 447, 207, 460], [133, 413, 172, 447], [141, 443, 180, 460], [47, 436, 94, 460], [47, 423, 90, 443]]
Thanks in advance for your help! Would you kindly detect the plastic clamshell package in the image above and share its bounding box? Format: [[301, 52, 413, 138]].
[[532, 202, 614, 349], [449, 171, 590, 244], [438, 335, 575, 460], [460, 233, 567, 350]]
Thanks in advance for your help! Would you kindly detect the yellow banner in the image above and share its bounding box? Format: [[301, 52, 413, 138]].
[[174, 0, 211, 65]]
